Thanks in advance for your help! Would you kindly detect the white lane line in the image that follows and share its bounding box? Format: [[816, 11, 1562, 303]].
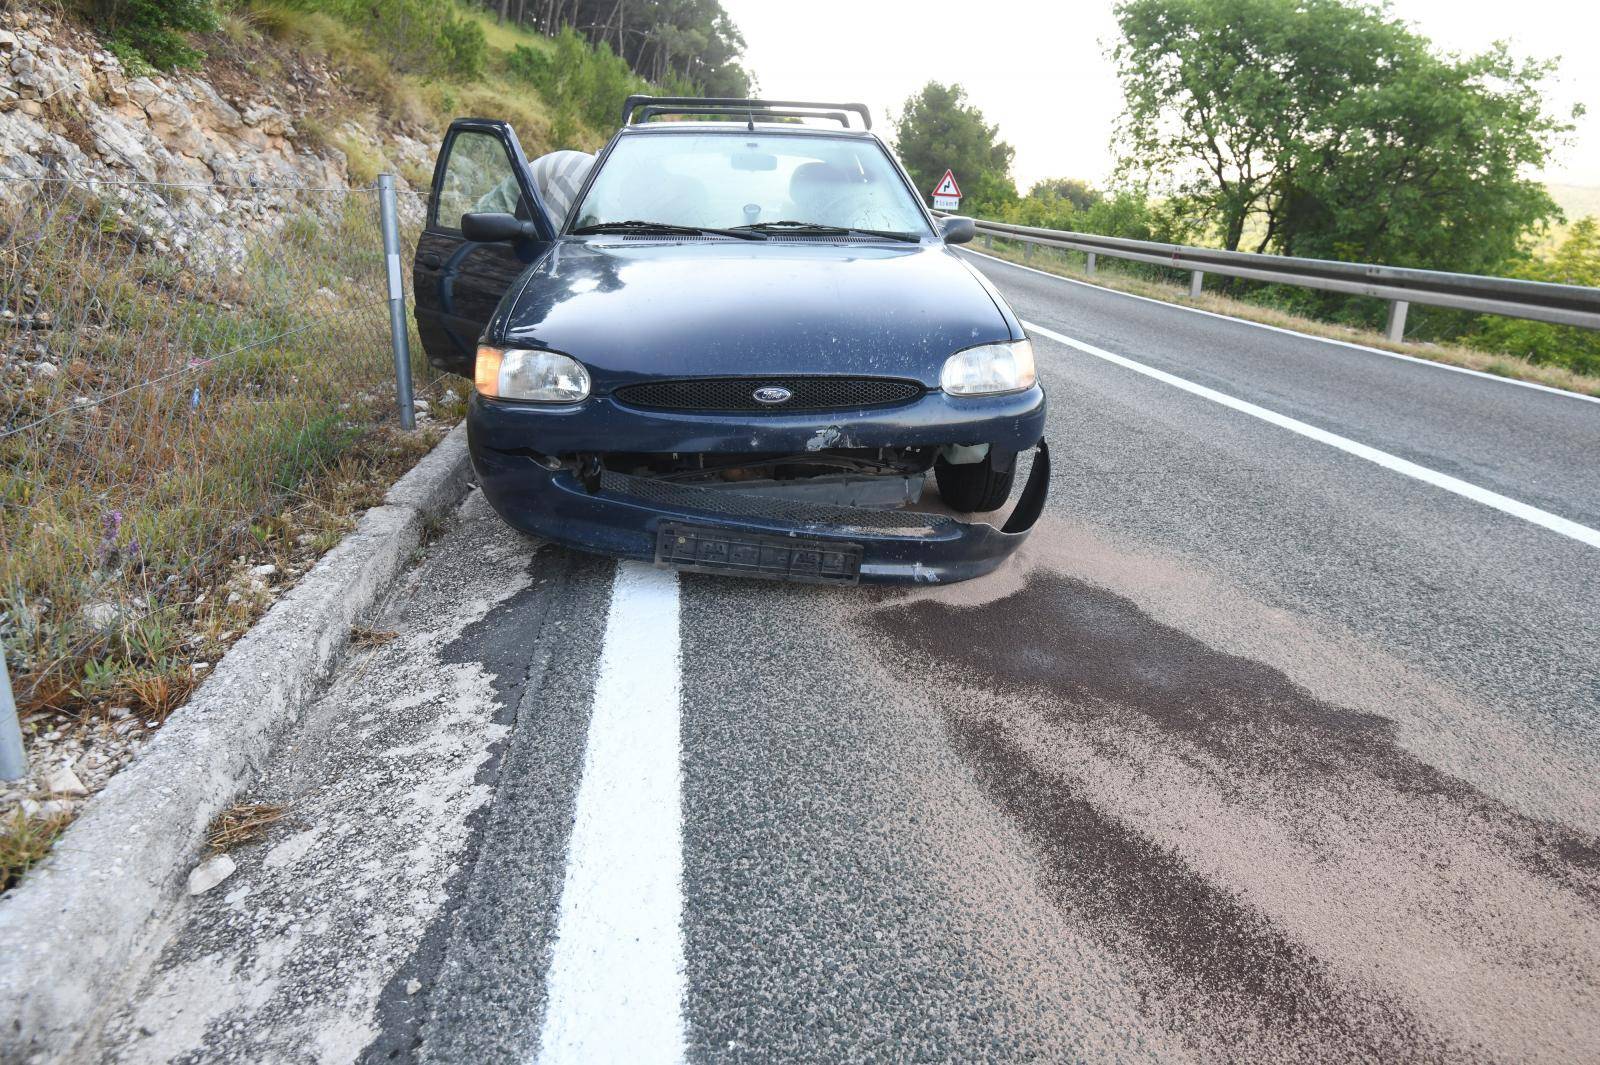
[[536, 561, 685, 1065], [965, 247, 1600, 407], [1023, 319, 1600, 551]]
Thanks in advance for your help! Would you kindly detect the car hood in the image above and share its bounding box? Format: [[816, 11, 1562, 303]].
[[492, 239, 1017, 390]]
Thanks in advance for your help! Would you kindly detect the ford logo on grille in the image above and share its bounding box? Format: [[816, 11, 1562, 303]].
[[752, 386, 793, 405]]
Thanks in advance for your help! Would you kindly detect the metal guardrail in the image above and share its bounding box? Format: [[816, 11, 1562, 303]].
[[951, 214, 1600, 341]]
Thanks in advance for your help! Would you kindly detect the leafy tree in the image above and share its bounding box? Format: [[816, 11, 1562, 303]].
[[1277, 41, 1568, 275], [1470, 218, 1600, 374], [892, 82, 1017, 212], [495, 0, 749, 98], [1027, 178, 1100, 212], [1112, 0, 1572, 272]]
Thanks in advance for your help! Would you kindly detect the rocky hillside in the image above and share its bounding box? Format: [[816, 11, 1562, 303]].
[[0, 6, 435, 259]]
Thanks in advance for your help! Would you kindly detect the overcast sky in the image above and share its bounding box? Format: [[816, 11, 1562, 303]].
[[722, 0, 1599, 192]]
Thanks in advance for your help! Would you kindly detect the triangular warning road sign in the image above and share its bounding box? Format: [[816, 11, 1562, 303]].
[[932, 169, 961, 198]]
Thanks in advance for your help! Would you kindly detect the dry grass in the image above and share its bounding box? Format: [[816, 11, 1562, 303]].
[[239, 0, 553, 158], [0, 182, 461, 731], [246, 4, 434, 128], [350, 625, 398, 647], [0, 808, 72, 891], [456, 0, 555, 56], [206, 800, 287, 853], [980, 241, 1600, 399]]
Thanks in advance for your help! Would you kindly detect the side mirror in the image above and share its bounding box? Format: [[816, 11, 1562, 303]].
[[461, 212, 541, 243], [939, 216, 976, 245]]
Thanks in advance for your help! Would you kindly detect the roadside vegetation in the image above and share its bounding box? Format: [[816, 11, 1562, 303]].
[[0, 181, 463, 884], [89, 0, 749, 151], [0, 806, 73, 891], [893, 0, 1599, 389], [1, 186, 460, 736]]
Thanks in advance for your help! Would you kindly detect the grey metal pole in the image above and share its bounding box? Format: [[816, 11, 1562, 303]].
[[1023, 242, 1033, 261], [1, 643, 25, 781], [377, 174, 416, 431], [1190, 270, 1205, 298], [1085, 252, 1096, 274], [1386, 299, 1409, 343], [982, 233, 993, 249]]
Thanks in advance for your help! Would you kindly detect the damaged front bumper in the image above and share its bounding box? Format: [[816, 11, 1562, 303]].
[[471, 442, 1049, 583], [467, 387, 1049, 584]]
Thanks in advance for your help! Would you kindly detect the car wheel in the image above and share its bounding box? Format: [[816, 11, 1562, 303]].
[[935, 454, 1015, 513]]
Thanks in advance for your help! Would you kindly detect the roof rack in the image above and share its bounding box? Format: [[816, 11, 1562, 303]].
[[621, 95, 872, 130], [636, 104, 853, 128]]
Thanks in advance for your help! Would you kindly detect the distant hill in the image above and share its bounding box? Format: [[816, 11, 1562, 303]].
[[1525, 183, 1599, 254], [1548, 183, 1600, 224]]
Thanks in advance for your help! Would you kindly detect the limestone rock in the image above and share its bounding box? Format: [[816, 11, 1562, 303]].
[[188, 854, 237, 895], [43, 765, 87, 797]]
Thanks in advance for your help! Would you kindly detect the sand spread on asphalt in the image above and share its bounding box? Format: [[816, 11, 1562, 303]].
[[866, 521, 1600, 1063]]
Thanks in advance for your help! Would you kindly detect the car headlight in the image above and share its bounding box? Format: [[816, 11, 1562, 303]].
[[475, 346, 591, 402], [940, 339, 1036, 396]]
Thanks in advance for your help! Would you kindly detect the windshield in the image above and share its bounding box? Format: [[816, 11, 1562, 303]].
[[571, 131, 932, 237]]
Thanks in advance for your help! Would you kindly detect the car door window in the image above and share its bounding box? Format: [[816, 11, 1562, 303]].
[[434, 131, 531, 230]]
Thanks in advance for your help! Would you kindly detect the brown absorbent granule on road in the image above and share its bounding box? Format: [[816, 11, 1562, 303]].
[[868, 572, 1600, 1063]]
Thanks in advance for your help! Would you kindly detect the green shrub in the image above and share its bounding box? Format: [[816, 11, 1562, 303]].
[[93, 0, 218, 71], [507, 27, 645, 141], [1470, 218, 1600, 375], [986, 186, 1202, 287], [436, 11, 488, 80]]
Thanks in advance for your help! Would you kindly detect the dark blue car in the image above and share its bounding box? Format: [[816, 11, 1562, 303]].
[[412, 98, 1048, 584]]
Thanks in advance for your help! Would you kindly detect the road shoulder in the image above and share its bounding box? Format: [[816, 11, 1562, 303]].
[[0, 426, 472, 1064]]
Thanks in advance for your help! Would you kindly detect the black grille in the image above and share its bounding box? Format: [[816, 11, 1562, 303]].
[[613, 376, 922, 412], [601, 471, 954, 533]]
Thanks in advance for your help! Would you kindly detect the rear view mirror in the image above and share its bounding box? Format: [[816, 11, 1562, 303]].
[[940, 216, 976, 245], [461, 212, 541, 243], [731, 151, 778, 171]]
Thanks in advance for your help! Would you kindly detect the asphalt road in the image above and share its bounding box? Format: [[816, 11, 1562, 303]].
[[98, 254, 1600, 1064]]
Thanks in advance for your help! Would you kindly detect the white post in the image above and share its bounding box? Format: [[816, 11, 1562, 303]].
[[1190, 270, 1204, 297], [377, 174, 416, 431], [1085, 252, 1096, 274], [1386, 299, 1409, 343], [0, 643, 25, 781]]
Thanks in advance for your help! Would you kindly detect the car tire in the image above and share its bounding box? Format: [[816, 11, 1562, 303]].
[[935, 454, 1015, 513]]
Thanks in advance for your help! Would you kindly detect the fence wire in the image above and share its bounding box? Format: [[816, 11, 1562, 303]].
[[0, 174, 443, 724]]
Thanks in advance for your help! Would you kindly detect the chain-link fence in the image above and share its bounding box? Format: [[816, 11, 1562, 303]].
[[0, 173, 452, 780]]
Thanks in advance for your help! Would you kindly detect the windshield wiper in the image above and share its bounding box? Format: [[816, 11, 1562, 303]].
[[733, 220, 921, 243], [572, 220, 765, 241]]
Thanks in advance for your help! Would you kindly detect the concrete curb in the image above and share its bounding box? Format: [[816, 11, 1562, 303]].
[[0, 423, 472, 1063]]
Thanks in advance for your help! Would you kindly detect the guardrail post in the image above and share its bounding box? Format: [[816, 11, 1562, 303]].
[[377, 174, 416, 431], [1085, 252, 1096, 274], [1, 643, 24, 781], [982, 233, 993, 249], [1023, 242, 1033, 261], [1385, 299, 1409, 343], [1190, 270, 1204, 297]]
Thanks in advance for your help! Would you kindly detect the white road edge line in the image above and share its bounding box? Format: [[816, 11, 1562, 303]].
[[965, 247, 1600, 407], [1023, 319, 1600, 551], [536, 561, 686, 1065]]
